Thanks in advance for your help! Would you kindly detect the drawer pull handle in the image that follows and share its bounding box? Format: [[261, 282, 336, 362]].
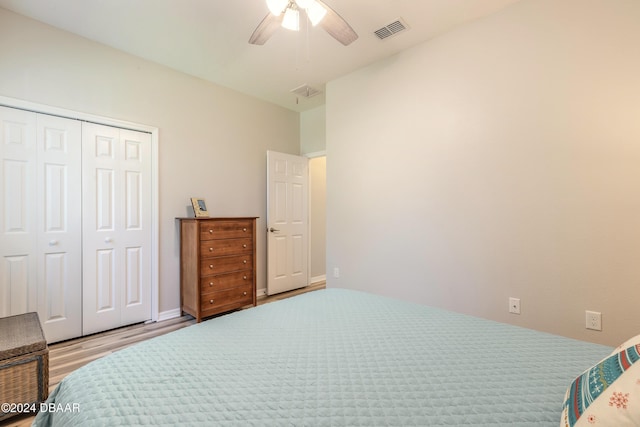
[[209, 229, 213, 234], [243, 228, 247, 232], [209, 247, 213, 252], [243, 244, 247, 248], [243, 260, 247, 264], [210, 299, 214, 304], [243, 292, 247, 296], [209, 282, 214, 287], [209, 264, 214, 269], [243, 276, 247, 280]]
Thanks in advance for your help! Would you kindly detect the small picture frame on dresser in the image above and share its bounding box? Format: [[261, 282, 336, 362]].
[[190, 198, 209, 218]]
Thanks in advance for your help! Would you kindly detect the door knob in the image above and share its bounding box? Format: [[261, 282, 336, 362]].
[[104, 237, 113, 243], [49, 240, 59, 246], [268, 227, 280, 233]]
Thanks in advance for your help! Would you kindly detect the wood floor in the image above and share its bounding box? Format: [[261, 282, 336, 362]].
[[1, 282, 325, 427]]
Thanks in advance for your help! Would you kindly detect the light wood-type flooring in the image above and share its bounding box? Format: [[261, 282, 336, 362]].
[[1, 282, 325, 427]]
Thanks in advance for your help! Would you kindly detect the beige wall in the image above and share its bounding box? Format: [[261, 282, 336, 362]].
[[0, 8, 300, 313], [300, 105, 326, 155], [326, 0, 640, 346], [309, 156, 326, 281]]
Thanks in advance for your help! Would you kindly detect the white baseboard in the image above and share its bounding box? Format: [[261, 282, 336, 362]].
[[311, 275, 326, 284], [157, 308, 181, 322], [256, 288, 267, 297]]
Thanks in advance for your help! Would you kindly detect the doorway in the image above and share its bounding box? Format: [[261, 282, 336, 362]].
[[308, 155, 326, 284]]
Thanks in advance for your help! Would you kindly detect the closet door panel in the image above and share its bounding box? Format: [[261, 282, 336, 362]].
[[125, 171, 142, 229], [119, 129, 151, 325], [3, 160, 30, 241], [36, 114, 82, 342], [125, 246, 142, 307], [83, 123, 121, 334], [95, 248, 116, 311], [96, 168, 115, 230], [43, 253, 66, 318], [1, 256, 29, 316], [0, 107, 37, 317], [83, 123, 151, 334]]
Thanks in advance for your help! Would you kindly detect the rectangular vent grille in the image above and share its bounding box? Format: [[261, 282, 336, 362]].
[[291, 84, 322, 98], [374, 18, 408, 40]]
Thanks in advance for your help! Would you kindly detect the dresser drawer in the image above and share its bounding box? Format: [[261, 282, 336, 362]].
[[200, 220, 253, 241], [200, 271, 253, 292], [200, 283, 253, 312], [200, 254, 252, 275], [200, 238, 252, 258]]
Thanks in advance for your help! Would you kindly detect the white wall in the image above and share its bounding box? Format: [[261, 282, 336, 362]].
[[326, 0, 640, 346], [309, 156, 326, 282], [300, 105, 326, 155], [0, 8, 300, 313]]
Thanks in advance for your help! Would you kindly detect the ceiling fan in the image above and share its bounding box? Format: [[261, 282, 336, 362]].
[[249, 0, 358, 46]]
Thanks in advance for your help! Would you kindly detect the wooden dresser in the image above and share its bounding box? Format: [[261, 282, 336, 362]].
[[179, 217, 257, 322]]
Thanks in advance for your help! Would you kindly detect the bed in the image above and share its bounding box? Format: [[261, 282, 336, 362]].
[[33, 288, 614, 426]]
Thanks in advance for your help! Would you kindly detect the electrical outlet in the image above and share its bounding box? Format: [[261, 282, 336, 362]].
[[586, 310, 602, 331], [333, 267, 340, 278], [509, 297, 521, 315]]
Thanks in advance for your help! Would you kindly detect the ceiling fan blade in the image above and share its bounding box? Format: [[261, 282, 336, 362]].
[[249, 13, 284, 45], [316, 0, 358, 46]]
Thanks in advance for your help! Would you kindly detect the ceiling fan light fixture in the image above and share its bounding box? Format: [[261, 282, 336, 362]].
[[294, 0, 313, 9], [266, 0, 288, 16], [281, 6, 300, 31], [250, 0, 358, 46], [306, 1, 327, 26]]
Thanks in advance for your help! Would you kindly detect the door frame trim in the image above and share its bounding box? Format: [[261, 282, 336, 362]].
[[0, 95, 161, 323]]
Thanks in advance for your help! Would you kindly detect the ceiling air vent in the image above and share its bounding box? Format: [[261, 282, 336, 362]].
[[291, 84, 322, 99], [374, 18, 409, 40]]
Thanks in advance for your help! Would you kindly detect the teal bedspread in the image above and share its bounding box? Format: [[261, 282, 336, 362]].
[[33, 289, 611, 426]]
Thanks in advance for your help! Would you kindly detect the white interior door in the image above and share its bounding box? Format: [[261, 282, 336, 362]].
[[267, 151, 309, 295], [36, 114, 82, 342], [82, 123, 152, 335], [0, 106, 37, 317]]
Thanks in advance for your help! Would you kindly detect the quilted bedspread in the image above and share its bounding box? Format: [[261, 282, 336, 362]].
[[33, 288, 611, 426]]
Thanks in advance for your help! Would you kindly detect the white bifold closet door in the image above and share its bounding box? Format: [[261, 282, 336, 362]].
[[1, 106, 152, 342], [82, 122, 152, 335], [0, 107, 82, 342]]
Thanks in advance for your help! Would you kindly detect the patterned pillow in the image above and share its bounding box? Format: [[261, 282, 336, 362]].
[[561, 343, 640, 426]]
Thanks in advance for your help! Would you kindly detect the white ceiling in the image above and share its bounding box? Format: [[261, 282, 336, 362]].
[[0, 0, 521, 112]]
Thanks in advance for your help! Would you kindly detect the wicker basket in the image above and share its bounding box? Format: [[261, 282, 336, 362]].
[[0, 312, 49, 421]]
